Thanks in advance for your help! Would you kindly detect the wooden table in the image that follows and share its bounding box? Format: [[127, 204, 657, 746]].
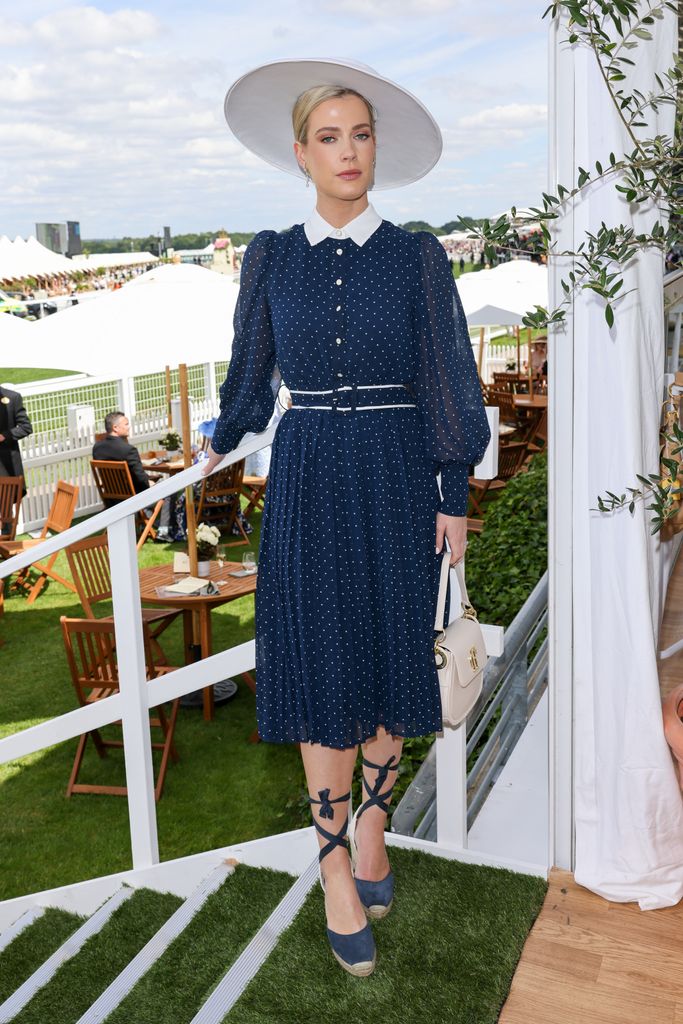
[[140, 451, 186, 476], [512, 395, 548, 410], [138, 560, 258, 723], [513, 394, 548, 443]]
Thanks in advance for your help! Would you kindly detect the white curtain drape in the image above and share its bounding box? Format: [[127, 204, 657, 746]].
[[559, 8, 683, 908]]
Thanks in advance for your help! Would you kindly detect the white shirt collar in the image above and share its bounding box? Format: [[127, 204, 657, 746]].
[[303, 203, 382, 247]]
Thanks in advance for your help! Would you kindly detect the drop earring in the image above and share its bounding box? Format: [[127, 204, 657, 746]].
[[303, 164, 311, 188]]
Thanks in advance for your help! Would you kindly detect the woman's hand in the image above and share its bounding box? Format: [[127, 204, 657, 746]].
[[435, 512, 468, 566], [201, 444, 225, 477]]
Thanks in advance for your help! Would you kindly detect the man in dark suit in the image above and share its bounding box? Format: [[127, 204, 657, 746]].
[[92, 411, 173, 539], [0, 384, 33, 485], [92, 411, 150, 499]]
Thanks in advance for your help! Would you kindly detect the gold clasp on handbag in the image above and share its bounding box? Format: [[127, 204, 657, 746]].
[[434, 630, 448, 669], [468, 646, 479, 671], [461, 603, 478, 621]]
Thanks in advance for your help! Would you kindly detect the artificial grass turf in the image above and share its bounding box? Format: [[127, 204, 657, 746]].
[[107, 864, 294, 1024], [0, 508, 309, 902], [226, 847, 548, 1024], [13, 887, 182, 1024], [0, 907, 84, 1002]]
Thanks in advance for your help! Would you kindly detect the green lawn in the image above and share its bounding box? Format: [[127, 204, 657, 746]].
[[0, 368, 76, 386]]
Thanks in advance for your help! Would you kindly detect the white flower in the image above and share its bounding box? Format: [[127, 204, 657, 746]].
[[0, 397, 9, 405], [196, 522, 220, 547]]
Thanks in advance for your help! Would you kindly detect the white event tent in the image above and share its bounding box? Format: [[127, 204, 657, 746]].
[[0, 235, 76, 282], [71, 251, 159, 271], [457, 260, 547, 326], [2, 263, 239, 376]]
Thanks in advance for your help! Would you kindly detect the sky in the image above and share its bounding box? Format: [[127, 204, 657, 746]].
[[2, 0, 549, 240]]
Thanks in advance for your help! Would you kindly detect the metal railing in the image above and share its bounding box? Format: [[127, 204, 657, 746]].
[[392, 571, 549, 840]]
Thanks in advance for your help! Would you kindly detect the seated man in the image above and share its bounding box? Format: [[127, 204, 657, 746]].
[[93, 411, 150, 499], [93, 410, 172, 541]]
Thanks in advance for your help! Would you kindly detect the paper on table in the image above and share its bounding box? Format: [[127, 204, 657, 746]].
[[158, 576, 215, 596], [173, 552, 191, 574]]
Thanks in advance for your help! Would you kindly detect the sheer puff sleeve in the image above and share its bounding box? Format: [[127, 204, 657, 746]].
[[211, 230, 278, 456], [412, 231, 491, 516]]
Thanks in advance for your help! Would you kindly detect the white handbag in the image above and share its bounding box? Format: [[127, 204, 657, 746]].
[[434, 552, 487, 728]]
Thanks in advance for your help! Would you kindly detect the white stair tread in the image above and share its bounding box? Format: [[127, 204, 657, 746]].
[[190, 856, 318, 1024], [74, 861, 233, 1024], [0, 887, 133, 1023], [0, 907, 45, 955]]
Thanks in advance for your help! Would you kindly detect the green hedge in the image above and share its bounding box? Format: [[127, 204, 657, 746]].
[[467, 450, 548, 628]]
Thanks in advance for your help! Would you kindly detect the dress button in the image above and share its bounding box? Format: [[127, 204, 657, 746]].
[[336, 305, 341, 312], [334, 229, 343, 237], [337, 372, 343, 378], [335, 279, 342, 286], [336, 248, 343, 255], [336, 338, 342, 345]]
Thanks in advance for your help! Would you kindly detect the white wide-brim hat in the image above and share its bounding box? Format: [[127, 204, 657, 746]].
[[224, 57, 443, 190]]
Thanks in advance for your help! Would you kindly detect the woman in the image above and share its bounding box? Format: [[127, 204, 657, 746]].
[[203, 58, 490, 977]]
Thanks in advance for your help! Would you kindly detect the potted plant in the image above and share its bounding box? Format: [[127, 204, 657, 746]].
[[195, 523, 221, 577], [159, 430, 181, 457]]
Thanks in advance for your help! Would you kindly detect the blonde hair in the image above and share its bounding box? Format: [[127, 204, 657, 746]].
[[292, 85, 376, 158]]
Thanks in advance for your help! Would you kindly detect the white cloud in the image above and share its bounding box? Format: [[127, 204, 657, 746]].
[[33, 6, 161, 50], [457, 103, 547, 131], [320, 0, 459, 15]]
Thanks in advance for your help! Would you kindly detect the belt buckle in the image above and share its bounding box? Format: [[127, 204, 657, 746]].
[[331, 382, 357, 412]]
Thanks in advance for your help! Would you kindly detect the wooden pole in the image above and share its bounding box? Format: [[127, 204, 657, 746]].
[[477, 326, 486, 380], [165, 366, 173, 428], [179, 364, 198, 577], [179, 364, 213, 721], [515, 326, 521, 374], [527, 328, 534, 398]]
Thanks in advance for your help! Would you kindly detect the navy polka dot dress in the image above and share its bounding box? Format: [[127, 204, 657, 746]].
[[211, 205, 490, 749]]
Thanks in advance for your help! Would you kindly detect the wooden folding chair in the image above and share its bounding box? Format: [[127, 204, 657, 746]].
[[492, 371, 523, 393], [468, 441, 529, 518], [0, 477, 23, 542], [0, 480, 79, 604], [65, 533, 180, 664], [90, 459, 162, 549], [194, 460, 250, 545], [60, 616, 180, 801], [240, 474, 268, 519], [488, 389, 526, 442]]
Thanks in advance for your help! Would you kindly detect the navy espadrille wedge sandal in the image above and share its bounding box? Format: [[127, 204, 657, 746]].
[[348, 754, 400, 919], [308, 787, 376, 977]]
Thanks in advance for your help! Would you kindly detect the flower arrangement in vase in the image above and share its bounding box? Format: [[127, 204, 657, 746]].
[[195, 523, 221, 577], [159, 430, 181, 456]]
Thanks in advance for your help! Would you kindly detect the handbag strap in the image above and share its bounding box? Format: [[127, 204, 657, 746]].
[[434, 552, 476, 632]]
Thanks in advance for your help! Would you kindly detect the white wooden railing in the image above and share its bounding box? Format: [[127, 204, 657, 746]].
[[0, 428, 274, 869]]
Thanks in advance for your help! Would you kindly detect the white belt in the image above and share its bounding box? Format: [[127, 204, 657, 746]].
[[289, 383, 417, 412]]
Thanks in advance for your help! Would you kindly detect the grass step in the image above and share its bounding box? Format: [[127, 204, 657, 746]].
[[9, 889, 182, 1024], [0, 908, 84, 1004], [226, 847, 548, 1024], [104, 864, 294, 1024]]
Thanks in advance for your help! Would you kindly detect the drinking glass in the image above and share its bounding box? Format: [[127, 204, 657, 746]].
[[216, 545, 227, 568], [242, 550, 257, 574]]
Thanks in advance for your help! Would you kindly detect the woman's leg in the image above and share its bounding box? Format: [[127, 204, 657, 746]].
[[354, 727, 403, 881], [300, 741, 367, 934]]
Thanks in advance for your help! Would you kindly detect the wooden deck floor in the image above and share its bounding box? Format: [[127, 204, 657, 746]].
[[500, 545, 683, 1023], [499, 868, 683, 1023]]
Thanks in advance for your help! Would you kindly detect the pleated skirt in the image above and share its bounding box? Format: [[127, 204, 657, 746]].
[[253, 405, 449, 749]]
